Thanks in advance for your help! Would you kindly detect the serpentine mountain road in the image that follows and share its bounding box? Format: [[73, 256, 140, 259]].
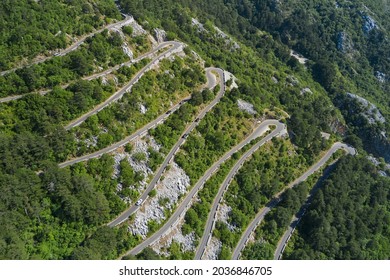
[[0, 15, 134, 77], [231, 142, 356, 260], [58, 66, 216, 169], [64, 41, 183, 130], [194, 121, 287, 259], [123, 119, 285, 257], [0, 41, 173, 104], [107, 67, 224, 227], [274, 144, 355, 260]]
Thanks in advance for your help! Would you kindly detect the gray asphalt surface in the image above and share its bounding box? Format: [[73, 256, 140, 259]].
[[194, 121, 287, 259], [273, 144, 355, 260], [59, 98, 186, 168], [0, 15, 133, 77], [231, 142, 356, 260], [107, 67, 224, 227], [64, 41, 183, 130], [0, 42, 172, 104], [123, 119, 285, 258]]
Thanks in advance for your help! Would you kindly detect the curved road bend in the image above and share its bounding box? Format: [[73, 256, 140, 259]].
[[64, 41, 184, 130], [59, 97, 187, 168], [123, 119, 285, 257], [107, 67, 224, 227], [274, 144, 355, 260], [0, 15, 133, 77], [195, 121, 287, 259], [59, 66, 219, 168], [0, 42, 173, 104], [231, 142, 356, 260], [84, 42, 173, 81]]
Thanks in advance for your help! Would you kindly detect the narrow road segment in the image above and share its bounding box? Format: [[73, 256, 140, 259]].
[[0, 15, 134, 76], [0, 42, 172, 104], [107, 67, 225, 227], [123, 119, 285, 257], [64, 41, 183, 130], [231, 142, 356, 260], [195, 121, 287, 259]]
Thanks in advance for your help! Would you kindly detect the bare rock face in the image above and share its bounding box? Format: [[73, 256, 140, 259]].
[[237, 99, 257, 115], [202, 237, 222, 260], [191, 18, 207, 33], [361, 14, 378, 34], [214, 26, 240, 51], [290, 50, 308, 64], [122, 42, 133, 59], [375, 71, 386, 83], [154, 28, 167, 43], [128, 162, 190, 238], [300, 87, 313, 95], [336, 32, 354, 54], [346, 93, 386, 125], [338, 92, 390, 162]]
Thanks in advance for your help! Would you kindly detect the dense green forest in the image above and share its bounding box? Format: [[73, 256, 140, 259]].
[[284, 156, 390, 259], [1, 0, 389, 260], [0, 0, 121, 71], [116, 0, 390, 260], [118, 0, 390, 162]]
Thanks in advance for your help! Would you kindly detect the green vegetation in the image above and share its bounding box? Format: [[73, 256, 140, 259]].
[[0, 30, 132, 97], [225, 139, 305, 218], [118, 0, 343, 164], [1, 0, 389, 261], [284, 156, 390, 259], [241, 181, 310, 260], [71, 226, 140, 260], [207, 140, 305, 256], [150, 88, 216, 154], [0, 158, 115, 259], [70, 54, 205, 158], [175, 94, 253, 184], [0, 0, 121, 71], [180, 143, 250, 244]]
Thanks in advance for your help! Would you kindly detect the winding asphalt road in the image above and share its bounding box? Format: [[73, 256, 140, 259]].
[[194, 121, 287, 259], [274, 144, 355, 260], [107, 67, 224, 227], [0, 42, 173, 104], [0, 15, 134, 77], [231, 142, 356, 260], [123, 119, 285, 257], [59, 43, 205, 168], [59, 97, 188, 168], [64, 41, 183, 130]]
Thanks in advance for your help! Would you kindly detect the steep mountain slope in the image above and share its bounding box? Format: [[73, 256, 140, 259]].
[[0, 0, 121, 70], [118, 0, 390, 161], [0, 0, 389, 260]]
